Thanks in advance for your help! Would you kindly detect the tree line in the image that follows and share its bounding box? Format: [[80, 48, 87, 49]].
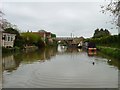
[[85, 28, 120, 48]]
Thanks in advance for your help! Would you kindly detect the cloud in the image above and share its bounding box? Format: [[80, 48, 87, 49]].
[[2, 0, 106, 2], [2, 2, 118, 38]]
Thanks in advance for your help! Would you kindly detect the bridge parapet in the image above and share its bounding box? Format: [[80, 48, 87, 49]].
[[55, 37, 74, 41]]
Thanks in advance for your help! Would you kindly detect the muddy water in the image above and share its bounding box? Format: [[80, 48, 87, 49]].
[[2, 45, 118, 88]]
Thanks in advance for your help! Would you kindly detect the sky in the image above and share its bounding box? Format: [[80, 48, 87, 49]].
[[1, 0, 118, 38]]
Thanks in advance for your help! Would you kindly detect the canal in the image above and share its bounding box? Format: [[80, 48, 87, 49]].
[[2, 45, 119, 88]]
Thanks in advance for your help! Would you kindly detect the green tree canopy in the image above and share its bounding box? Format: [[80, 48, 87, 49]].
[[21, 32, 45, 48], [93, 28, 111, 38], [21, 32, 40, 45], [51, 34, 56, 38]]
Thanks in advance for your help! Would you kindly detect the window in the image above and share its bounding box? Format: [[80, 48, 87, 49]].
[[8, 36, 10, 41], [11, 37, 13, 41], [2, 35, 6, 40], [4, 35, 7, 41]]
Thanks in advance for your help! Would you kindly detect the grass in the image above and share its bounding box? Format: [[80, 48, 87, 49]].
[[97, 46, 120, 60]]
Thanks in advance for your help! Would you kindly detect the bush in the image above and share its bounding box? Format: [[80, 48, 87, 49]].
[[85, 35, 119, 48]]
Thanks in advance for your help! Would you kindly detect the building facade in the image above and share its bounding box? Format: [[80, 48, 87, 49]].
[[2, 32, 16, 48], [32, 30, 52, 44]]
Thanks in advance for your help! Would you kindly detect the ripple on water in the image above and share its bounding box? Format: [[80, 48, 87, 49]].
[[24, 68, 116, 88]]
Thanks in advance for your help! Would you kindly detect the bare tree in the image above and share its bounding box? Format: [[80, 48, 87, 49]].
[[0, 10, 18, 30], [101, 0, 120, 34], [0, 10, 4, 29]]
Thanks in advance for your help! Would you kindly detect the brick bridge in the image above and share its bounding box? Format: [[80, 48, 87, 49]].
[[55, 37, 73, 41], [55, 37, 84, 46]]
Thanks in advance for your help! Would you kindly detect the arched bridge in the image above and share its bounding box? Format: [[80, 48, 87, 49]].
[[54, 37, 84, 47], [54, 37, 74, 46], [55, 37, 74, 41]]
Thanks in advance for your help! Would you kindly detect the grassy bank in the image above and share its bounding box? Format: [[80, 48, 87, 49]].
[[97, 46, 120, 60]]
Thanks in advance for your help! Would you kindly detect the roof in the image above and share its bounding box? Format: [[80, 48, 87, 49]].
[[38, 30, 46, 32], [32, 32, 51, 37], [2, 32, 16, 35]]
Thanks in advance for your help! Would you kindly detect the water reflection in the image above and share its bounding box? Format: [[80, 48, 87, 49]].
[[2, 47, 57, 72], [57, 45, 67, 53], [2, 45, 120, 73], [87, 50, 97, 56], [20, 48, 57, 63], [2, 55, 20, 72], [57, 45, 82, 54], [2, 45, 119, 88]]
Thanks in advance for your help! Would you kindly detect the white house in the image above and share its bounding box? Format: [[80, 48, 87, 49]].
[[2, 32, 16, 48]]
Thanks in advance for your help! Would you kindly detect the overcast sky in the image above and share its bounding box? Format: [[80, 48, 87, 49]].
[[1, 0, 118, 38]]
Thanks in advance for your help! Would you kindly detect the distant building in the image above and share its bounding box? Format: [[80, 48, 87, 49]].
[[2, 31, 16, 48], [32, 30, 52, 44], [38, 30, 51, 38]]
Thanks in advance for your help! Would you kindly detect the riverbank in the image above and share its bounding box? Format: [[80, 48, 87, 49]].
[[97, 46, 120, 60], [2, 40, 58, 54], [2, 46, 39, 54], [2, 47, 21, 54], [2, 44, 58, 55]]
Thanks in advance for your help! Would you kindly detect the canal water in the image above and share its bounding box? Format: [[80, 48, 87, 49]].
[[2, 45, 119, 88]]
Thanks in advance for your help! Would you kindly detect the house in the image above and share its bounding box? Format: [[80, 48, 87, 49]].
[[73, 36, 84, 45], [0, 25, 16, 48], [2, 30, 16, 48], [32, 30, 52, 44]]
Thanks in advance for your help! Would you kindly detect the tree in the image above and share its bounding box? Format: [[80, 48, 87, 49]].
[[51, 33, 56, 38], [21, 32, 45, 48], [93, 28, 111, 38], [0, 10, 18, 30], [0, 11, 4, 28], [4, 28, 19, 35], [101, 0, 120, 34], [102, 1, 119, 16]]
